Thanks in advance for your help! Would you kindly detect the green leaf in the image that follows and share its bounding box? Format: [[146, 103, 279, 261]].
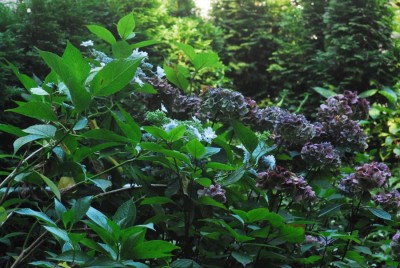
[[117, 13, 135, 40], [379, 88, 397, 104], [194, 178, 211, 187], [140, 197, 175, 205], [8, 61, 37, 90], [170, 259, 201, 268], [81, 129, 130, 143], [54, 199, 67, 219], [143, 126, 169, 140], [312, 87, 336, 98], [91, 58, 142, 96], [16, 208, 56, 226], [168, 125, 186, 142], [174, 42, 196, 62], [72, 196, 92, 224], [113, 198, 136, 228], [279, 225, 305, 243], [0, 207, 7, 226], [318, 203, 344, 218], [192, 52, 221, 71], [231, 251, 253, 267], [358, 89, 378, 98], [131, 40, 159, 49], [13, 134, 43, 154], [163, 64, 189, 91], [43, 226, 70, 243], [198, 196, 227, 210], [297, 255, 322, 264], [205, 162, 236, 171], [87, 25, 116, 44], [112, 41, 133, 58], [161, 149, 191, 164], [232, 121, 258, 152], [39, 48, 91, 113], [367, 207, 392, 221], [247, 208, 270, 223], [90, 179, 112, 192], [223, 167, 246, 186], [186, 139, 206, 160], [86, 207, 112, 232], [7, 101, 58, 122], [133, 240, 179, 259], [36, 172, 61, 200], [0, 124, 25, 137], [112, 111, 141, 144], [23, 124, 56, 138]]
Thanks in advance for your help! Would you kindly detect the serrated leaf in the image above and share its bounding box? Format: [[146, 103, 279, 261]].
[[87, 25, 116, 44], [117, 13, 135, 40], [7, 102, 58, 122], [312, 87, 336, 98], [91, 58, 142, 96], [23, 124, 56, 138], [367, 207, 392, 221], [192, 52, 221, 71]]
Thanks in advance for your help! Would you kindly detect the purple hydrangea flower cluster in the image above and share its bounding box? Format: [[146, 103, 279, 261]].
[[256, 166, 316, 202], [373, 190, 400, 211], [301, 142, 341, 167], [147, 78, 201, 119], [274, 112, 316, 146], [315, 91, 369, 151], [390, 231, 400, 261], [200, 88, 250, 122], [197, 184, 227, 204], [338, 162, 391, 194], [317, 90, 370, 121], [246, 106, 286, 131]]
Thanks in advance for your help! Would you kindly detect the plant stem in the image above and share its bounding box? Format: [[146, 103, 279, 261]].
[[341, 198, 362, 261]]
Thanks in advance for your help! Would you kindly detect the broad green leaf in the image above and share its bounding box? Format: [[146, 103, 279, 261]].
[[247, 208, 270, 223], [318, 203, 344, 218], [379, 88, 397, 104], [86, 207, 111, 232], [367, 207, 392, 221], [7, 61, 37, 90], [112, 41, 133, 58], [39, 49, 91, 113], [73, 117, 88, 131], [72, 196, 92, 224], [0, 124, 25, 137], [231, 251, 253, 267], [43, 226, 70, 243], [205, 162, 236, 171], [170, 259, 201, 268], [279, 225, 305, 243], [198, 196, 227, 210], [312, 87, 336, 98], [113, 198, 136, 228], [81, 129, 130, 143], [174, 42, 196, 62], [91, 58, 142, 96], [168, 125, 186, 142], [29, 261, 56, 268], [297, 255, 322, 264], [23, 124, 56, 138], [194, 178, 211, 187], [133, 82, 157, 94], [161, 149, 191, 164], [36, 172, 61, 200], [131, 40, 159, 49], [163, 64, 189, 91], [117, 13, 135, 40], [232, 121, 258, 152], [87, 25, 116, 44], [143, 126, 169, 140], [90, 179, 112, 192], [358, 89, 378, 98], [16, 208, 56, 226], [7, 101, 58, 122], [192, 52, 221, 71], [13, 134, 44, 154], [133, 240, 179, 259], [186, 139, 206, 160], [112, 111, 141, 144], [140, 197, 175, 205], [223, 167, 246, 186], [54, 199, 67, 219]]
